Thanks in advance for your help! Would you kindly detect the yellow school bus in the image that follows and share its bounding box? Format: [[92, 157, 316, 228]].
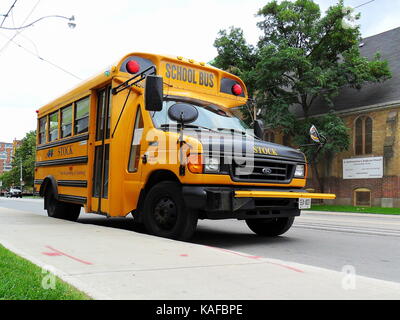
[[34, 52, 335, 240]]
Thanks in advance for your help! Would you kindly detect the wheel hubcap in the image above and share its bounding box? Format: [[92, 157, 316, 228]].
[[153, 197, 177, 231]]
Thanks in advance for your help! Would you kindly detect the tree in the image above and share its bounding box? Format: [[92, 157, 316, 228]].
[[213, 27, 260, 125], [0, 131, 37, 191], [213, 0, 391, 192], [255, 0, 391, 119], [0, 170, 18, 190]]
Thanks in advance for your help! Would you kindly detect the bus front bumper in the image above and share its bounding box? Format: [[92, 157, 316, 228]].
[[182, 185, 336, 220]]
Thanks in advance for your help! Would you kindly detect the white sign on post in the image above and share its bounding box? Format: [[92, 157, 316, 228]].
[[343, 157, 383, 180]]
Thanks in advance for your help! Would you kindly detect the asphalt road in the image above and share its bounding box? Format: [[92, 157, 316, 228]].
[[1, 197, 399, 283]]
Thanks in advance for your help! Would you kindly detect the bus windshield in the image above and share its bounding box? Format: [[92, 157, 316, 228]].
[[151, 99, 250, 133]]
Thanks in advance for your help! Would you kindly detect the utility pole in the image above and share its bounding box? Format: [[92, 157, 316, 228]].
[[20, 159, 23, 192]]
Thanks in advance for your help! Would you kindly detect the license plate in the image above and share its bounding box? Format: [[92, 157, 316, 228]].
[[299, 198, 311, 209]]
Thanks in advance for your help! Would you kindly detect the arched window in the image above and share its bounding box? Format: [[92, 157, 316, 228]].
[[355, 116, 373, 155], [354, 188, 371, 207], [263, 130, 275, 143]]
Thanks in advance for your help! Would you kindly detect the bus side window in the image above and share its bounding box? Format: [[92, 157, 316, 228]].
[[38, 117, 47, 144], [128, 106, 144, 172], [61, 105, 72, 138], [75, 96, 90, 135], [49, 111, 59, 142]]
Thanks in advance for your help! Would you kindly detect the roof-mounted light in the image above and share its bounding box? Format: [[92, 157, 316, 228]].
[[232, 84, 243, 96], [126, 60, 140, 74]]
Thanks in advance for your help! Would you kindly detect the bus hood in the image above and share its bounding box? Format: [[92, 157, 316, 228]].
[[186, 131, 306, 163]]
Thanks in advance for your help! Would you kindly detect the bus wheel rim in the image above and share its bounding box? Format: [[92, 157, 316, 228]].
[[153, 197, 178, 231]]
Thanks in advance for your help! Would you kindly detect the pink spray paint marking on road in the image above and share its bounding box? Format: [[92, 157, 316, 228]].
[[42, 252, 62, 257], [42, 245, 93, 265], [207, 246, 262, 260], [207, 245, 304, 273]]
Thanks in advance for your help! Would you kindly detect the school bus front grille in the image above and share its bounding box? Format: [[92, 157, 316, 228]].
[[230, 157, 296, 183]]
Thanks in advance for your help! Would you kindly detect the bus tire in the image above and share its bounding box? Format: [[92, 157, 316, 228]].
[[65, 203, 81, 221], [143, 181, 198, 240], [45, 188, 80, 221], [245, 216, 295, 237]]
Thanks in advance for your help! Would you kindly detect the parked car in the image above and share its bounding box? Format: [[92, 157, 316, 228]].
[[5, 188, 22, 198]]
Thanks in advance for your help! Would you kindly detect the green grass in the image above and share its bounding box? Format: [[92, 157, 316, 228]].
[[309, 205, 400, 215], [0, 245, 91, 300], [21, 196, 41, 199]]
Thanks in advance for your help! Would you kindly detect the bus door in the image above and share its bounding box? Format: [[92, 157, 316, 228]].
[[92, 85, 112, 215]]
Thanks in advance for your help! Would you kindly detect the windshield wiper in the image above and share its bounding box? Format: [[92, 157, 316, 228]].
[[160, 123, 219, 133]]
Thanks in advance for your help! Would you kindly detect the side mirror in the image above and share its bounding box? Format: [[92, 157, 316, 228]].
[[253, 119, 264, 139], [310, 125, 321, 144], [168, 103, 199, 124], [310, 125, 327, 145], [145, 75, 163, 111]]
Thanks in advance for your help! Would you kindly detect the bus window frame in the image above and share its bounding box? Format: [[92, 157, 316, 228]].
[[61, 104, 73, 139], [128, 104, 144, 173], [74, 95, 90, 136], [48, 110, 59, 142], [38, 116, 48, 145]]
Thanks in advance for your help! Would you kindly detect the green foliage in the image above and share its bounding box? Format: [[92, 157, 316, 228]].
[[292, 111, 350, 161], [213, 0, 391, 167], [0, 170, 17, 190], [0, 131, 36, 190], [212, 26, 259, 97]]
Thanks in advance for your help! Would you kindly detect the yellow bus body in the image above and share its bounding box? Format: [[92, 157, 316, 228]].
[[34, 52, 335, 224]]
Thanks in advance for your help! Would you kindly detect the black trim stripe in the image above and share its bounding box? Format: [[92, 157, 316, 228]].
[[34, 179, 44, 185], [58, 180, 87, 188], [36, 134, 89, 151], [35, 156, 88, 167], [58, 194, 87, 204]]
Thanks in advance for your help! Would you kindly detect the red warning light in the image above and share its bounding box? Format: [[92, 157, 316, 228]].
[[126, 60, 140, 74], [232, 84, 243, 96]]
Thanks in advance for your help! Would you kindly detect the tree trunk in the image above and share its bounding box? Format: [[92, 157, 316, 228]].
[[312, 159, 324, 200]]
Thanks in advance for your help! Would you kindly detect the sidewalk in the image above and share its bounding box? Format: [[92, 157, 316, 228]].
[[1, 207, 399, 300]]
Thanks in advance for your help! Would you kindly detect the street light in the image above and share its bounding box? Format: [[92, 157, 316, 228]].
[[0, 15, 76, 30], [67, 15, 76, 29]]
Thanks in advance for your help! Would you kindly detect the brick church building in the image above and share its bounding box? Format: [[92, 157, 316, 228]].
[[265, 27, 400, 208]]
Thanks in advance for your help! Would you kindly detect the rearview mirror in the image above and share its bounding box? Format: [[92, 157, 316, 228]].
[[145, 75, 163, 111], [168, 103, 199, 124]]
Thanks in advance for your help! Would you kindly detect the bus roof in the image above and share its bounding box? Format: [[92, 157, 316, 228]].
[[37, 52, 248, 117]]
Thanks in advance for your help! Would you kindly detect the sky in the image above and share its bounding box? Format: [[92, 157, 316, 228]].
[[0, 0, 399, 142]]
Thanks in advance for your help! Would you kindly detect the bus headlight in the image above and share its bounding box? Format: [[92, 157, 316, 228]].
[[204, 157, 219, 173], [294, 165, 305, 178]]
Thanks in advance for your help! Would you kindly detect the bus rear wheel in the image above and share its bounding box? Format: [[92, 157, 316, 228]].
[[45, 189, 80, 221], [143, 181, 198, 240], [245, 216, 295, 237]]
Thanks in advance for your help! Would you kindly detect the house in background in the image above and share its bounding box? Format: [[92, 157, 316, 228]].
[[266, 27, 400, 208]]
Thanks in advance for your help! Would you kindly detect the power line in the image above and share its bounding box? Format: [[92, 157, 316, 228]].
[[0, 0, 41, 55], [0, 32, 82, 80], [0, 0, 18, 27], [354, 0, 375, 9], [0, 0, 81, 80]]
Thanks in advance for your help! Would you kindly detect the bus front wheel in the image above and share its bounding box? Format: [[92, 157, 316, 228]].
[[245, 216, 295, 237], [143, 181, 198, 240], [45, 189, 80, 222]]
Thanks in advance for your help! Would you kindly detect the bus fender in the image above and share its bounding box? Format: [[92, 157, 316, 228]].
[[40, 175, 59, 201]]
